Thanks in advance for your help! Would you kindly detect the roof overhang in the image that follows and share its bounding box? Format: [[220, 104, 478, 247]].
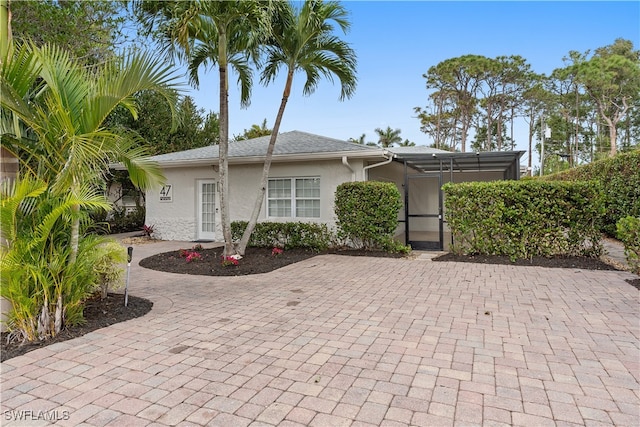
[[393, 150, 525, 179], [110, 149, 386, 170]]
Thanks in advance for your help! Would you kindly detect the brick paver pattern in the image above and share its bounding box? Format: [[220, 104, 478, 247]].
[[1, 240, 638, 426]]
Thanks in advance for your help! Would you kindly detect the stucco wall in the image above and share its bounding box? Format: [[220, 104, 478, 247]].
[[146, 158, 365, 242], [146, 167, 211, 241]]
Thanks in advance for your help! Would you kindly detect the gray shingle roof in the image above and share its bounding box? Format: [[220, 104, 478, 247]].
[[149, 130, 380, 163], [387, 146, 451, 155]]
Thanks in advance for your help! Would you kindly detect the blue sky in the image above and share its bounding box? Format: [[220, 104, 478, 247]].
[[184, 1, 640, 166]]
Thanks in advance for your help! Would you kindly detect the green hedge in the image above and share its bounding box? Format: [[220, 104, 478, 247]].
[[231, 221, 331, 251], [443, 180, 605, 260], [334, 181, 407, 252], [540, 150, 640, 236], [616, 216, 640, 274]]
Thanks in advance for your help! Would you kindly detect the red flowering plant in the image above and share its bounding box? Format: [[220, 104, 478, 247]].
[[271, 247, 283, 257], [141, 224, 154, 237], [179, 244, 204, 263], [221, 256, 239, 267], [185, 251, 202, 263]]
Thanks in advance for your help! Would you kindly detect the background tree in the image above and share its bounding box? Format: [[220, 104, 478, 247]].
[[106, 92, 219, 154], [237, 0, 357, 256], [348, 133, 377, 146], [569, 39, 640, 156], [374, 126, 402, 148], [234, 118, 272, 141], [397, 139, 415, 147], [416, 55, 487, 152], [10, 0, 131, 65]]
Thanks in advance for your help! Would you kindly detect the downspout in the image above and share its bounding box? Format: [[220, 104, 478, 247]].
[[363, 150, 395, 180], [341, 156, 356, 182]]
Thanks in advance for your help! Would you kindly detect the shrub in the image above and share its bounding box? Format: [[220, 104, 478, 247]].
[[1, 178, 114, 342], [616, 216, 640, 274], [334, 181, 404, 251], [540, 150, 640, 236], [231, 221, 331, 251], [443, 180, 605, 260], [90, 206, 146, 235], [92, 241, 127, 299]]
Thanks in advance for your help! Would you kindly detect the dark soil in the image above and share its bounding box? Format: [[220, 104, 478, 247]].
[[139, 246, 406, 276], [433, 252, 618, 270], [434, 253, 639, 291], [2, 247, 636, 363], [1, 293, 152, 362]]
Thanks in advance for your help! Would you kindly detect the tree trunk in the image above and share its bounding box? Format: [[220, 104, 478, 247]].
[[608, 119, 617, 157], [54, 293, 63, 335], [37, 295, 50, 340], [527, 109, 534, 176], [0, 0, 11, 61], [217, 31, 234, 255], [237, 70, 293, 256], [69, 204, 80, 263]]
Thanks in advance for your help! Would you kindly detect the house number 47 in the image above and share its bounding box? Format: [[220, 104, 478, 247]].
[[159, 184, 173, 202]]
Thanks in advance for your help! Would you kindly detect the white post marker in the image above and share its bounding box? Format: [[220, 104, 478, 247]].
[[125, 246, 133, 307]]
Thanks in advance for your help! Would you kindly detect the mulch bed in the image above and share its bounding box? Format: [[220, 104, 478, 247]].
[[1, 293, 152, 362], [139, 246, 405, 276], [433, 252, 619, 270], [2, 247, 636, 362]]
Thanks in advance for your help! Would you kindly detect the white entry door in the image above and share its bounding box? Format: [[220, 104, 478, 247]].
[[197, 180, 216, 241]]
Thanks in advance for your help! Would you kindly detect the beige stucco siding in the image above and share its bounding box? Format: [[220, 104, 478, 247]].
[[146, 158, 365, 242]]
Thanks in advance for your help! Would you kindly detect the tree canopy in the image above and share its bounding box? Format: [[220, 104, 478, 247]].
[[415, 39, 639, 169]]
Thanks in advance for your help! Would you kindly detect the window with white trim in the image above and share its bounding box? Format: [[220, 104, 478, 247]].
[[268, 177, 320, 218]]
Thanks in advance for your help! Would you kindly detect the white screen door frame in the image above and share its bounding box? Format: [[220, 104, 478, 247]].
[[197, 179, 216, 241]]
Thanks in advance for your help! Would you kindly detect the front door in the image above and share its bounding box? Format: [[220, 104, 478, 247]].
[[197, 179, 216, 241]]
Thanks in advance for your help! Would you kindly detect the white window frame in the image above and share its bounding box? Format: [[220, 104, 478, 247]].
[[267, 177, 320, 219]]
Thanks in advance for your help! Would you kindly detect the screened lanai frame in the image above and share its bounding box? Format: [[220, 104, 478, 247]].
[[394, 151, 525, 251]]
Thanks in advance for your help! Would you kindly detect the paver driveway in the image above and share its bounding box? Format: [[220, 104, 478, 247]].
[[1, 240, 638, 426]]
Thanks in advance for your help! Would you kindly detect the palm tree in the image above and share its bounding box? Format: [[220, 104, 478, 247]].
[[397, 139, 416, 147], [1, 41, 179, 336], [236, 0, 357, 255], [348, 133, 366, 144], [135, 0, 272, 255], [374, 126, 403, 148], [235, 118, 272, 141], [2, 42, 178, 258]]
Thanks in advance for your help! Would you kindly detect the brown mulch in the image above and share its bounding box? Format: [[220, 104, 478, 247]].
[[138, 246, 405, 276], [1, 293, 152, 362], [2, 247, 636, 362], [433, 253, 639, 290]]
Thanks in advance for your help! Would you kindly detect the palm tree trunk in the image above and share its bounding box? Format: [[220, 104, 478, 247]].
[[237, 70, 293, 256], [217, 31, 234, 255], [69, 204, 80, 263], [0, 0, 11, 60]]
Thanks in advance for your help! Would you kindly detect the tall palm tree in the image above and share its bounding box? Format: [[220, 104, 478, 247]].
[[374, 126, 403, 148], [237, 0, 357, 255], [1, 41, 179, 261], [136, 0, 272, 255]]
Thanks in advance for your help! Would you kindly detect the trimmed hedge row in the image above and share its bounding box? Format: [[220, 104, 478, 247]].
[[540, 150, 640, 236], [231, 221, 331, 251], [334, 181, 407, 252], [443, 180, 605, 260]]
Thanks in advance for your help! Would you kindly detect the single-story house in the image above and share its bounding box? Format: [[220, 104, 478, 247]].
[[141, 130, 524, 250]]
